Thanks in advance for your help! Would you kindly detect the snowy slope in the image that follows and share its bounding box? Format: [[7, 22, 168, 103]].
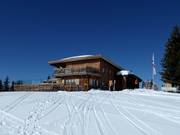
[[0, 89, 180, 135]]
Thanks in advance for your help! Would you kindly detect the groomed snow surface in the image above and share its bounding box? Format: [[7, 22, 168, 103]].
[[0, 89, 180, 135]]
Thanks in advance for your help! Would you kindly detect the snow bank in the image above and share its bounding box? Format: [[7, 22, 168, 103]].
[[0, 89, 180, 135]]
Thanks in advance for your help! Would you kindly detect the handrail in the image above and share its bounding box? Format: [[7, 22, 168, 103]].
[[54, 67, 100, 75]]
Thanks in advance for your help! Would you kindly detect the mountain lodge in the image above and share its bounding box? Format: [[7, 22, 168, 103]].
[[48, 55, 142, 91]]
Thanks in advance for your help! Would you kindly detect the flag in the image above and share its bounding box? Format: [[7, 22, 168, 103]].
[[152, 53, 156, 75]]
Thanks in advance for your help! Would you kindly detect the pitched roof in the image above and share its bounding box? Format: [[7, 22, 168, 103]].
[[48, 55, 123, 70]]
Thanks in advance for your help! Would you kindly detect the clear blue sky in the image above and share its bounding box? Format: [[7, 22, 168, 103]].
[[0, 0, 180, 85]]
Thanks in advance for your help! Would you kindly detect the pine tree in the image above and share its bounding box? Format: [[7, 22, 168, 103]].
[[15, 80, 23, 85], [10, 81, 15, 91], [0, 79, 3, 91], [4, 76, 10, 91], [161, 26, 180, 87], [47, 75, 51, 80]]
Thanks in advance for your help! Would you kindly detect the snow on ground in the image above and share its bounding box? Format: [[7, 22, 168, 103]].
[[0, 89, 180, 135]]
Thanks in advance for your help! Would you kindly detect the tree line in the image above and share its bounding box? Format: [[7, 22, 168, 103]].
[[0, 76, 24, 91]]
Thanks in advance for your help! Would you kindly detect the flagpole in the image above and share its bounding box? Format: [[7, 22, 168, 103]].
[[152, 53, 154, 90], [152, 53, 156, 90], [152, 69, 154, 90]]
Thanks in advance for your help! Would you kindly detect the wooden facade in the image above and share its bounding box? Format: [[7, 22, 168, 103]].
[[48, 55, 142, 91]]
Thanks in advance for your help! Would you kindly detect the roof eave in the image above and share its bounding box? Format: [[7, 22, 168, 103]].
[[48, 55, 123, 70]]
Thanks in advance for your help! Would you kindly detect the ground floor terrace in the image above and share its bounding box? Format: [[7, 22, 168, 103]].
[[14, 75, 141, 91]]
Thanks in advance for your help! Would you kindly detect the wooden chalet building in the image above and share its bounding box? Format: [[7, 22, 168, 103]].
[[48, 55, 142, 91]]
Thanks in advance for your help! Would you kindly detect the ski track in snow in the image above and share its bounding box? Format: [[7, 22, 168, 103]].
[[111, 93, 180, 119], [92, 93, 120, 135], [121, 94, 180, 123], [0, 90, 180, 135], [112, 102, 161, 135], [2, 93, 33, 112]]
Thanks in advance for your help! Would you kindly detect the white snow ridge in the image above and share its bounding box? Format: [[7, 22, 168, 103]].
[[0, 89, 180, 135]]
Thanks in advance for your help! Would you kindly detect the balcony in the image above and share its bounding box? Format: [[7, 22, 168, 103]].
[[54, 67, 101, 77]]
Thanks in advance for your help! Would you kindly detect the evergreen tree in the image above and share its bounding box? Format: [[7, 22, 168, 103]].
[[0, 79, 3, 91], [15, 80, 23, 85], [47, 75, 51, 80], [4, 76, 10, 91], [161, 26, 180, 87], [10, 81, 15, 91]]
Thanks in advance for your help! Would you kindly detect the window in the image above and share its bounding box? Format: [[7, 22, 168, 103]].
[[89, 79, 93, 86], [109, 69, 112, 75], [75, 79, 79, 85], [102, 68, 105, 73], [96, 80, 99, 86], [65, 80, 69, 85], [89, 79, 98, 86], [62, 79, 64, 84], [65, 79, 79, 85]]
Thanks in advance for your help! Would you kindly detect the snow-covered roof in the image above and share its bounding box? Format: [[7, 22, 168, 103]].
[[48, 55, 123, 70], [61, 55, 94, 61], [117, 70, 132, 76], [117, 70, 142, 81]]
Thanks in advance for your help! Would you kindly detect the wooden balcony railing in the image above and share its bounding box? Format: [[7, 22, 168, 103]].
[[54, 67, 101, 77]]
